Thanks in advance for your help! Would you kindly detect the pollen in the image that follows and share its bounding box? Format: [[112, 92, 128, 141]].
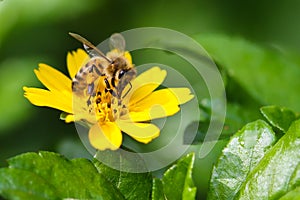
[[93, 88, 113, 123], [95, 101, 112, 123], [92, 85, 128, 124]]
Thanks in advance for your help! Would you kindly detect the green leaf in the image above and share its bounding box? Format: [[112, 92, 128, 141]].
[[152, 178, 165, 200], [260, 105, 297, 132], [279, 187, 300, 200], [207, 120, 276, 200], [193, 101, 260, 144], [222, 103, 261, 137], [0, 151, 125, 200], [0, 168, 58, 200], [289, 164, 300, 189], [93, 158, 152, 200], [237, 119, 300, 199], [195, 34, 300, 112], [162, 153, 196, 200], [59, 112, 68, 121]]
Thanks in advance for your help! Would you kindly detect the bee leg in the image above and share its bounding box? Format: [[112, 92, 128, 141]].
[[122, 82, 132, 98], [91, 64, 102, 76], [86, 83, 95, 106], [104, 78, 112, 90], [104, 77, 114, 96], [87, 96, 92, 106], [87, 83, 94, 95]]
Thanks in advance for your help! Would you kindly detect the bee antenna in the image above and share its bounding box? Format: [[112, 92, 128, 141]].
[[69, 32, 112, 63]]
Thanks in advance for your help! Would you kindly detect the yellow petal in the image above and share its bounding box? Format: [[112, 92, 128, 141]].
[[34, 63, 72, 92], [124, 67, 167, 105], [168, 88, 194, 104], [88, 122, 122, 150], [67, 48, 89, 79], [23, 87, 73, 113], [124, 51, 132, 64], [125, 105, 179, 122], [116, 120, 160, 144], [124, 89, 180, 122], [65, 114, 75, 123]]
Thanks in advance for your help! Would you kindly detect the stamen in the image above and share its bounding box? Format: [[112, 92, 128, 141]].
[[91, 81, 129, 123]]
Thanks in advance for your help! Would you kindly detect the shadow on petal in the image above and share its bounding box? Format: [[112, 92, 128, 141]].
[[123, 67, 167, 104], [117, 120, 160, 144], [89, 122, 122, 150]]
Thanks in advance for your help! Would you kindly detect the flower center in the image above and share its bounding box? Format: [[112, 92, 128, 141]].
[[93, 90, 113, 123], [93, 87, 129, 124]]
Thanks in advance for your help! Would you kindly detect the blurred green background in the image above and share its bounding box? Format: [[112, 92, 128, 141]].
[[1, 0, 300, 198]]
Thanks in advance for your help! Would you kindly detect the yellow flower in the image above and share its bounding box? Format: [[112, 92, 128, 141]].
[[23, 49, 194, 150]]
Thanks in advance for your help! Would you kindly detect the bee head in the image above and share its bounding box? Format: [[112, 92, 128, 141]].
[[118, 69, 127, 79], [111, 57, 127, 67]]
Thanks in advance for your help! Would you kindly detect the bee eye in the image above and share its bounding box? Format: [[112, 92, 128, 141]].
[[118, 70, 126, 79]]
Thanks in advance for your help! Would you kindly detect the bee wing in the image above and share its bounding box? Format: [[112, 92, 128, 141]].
[[82, 43, 99, 58], [109, 33, 126, 52], [69, 32, 111, 62]]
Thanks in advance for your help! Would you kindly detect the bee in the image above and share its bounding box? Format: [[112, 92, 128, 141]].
[[69, 32, 136, 106]]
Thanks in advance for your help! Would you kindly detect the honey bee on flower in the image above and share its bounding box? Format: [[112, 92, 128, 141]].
[[69, 33, 136, 107], [23, 33, 194, 151]]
